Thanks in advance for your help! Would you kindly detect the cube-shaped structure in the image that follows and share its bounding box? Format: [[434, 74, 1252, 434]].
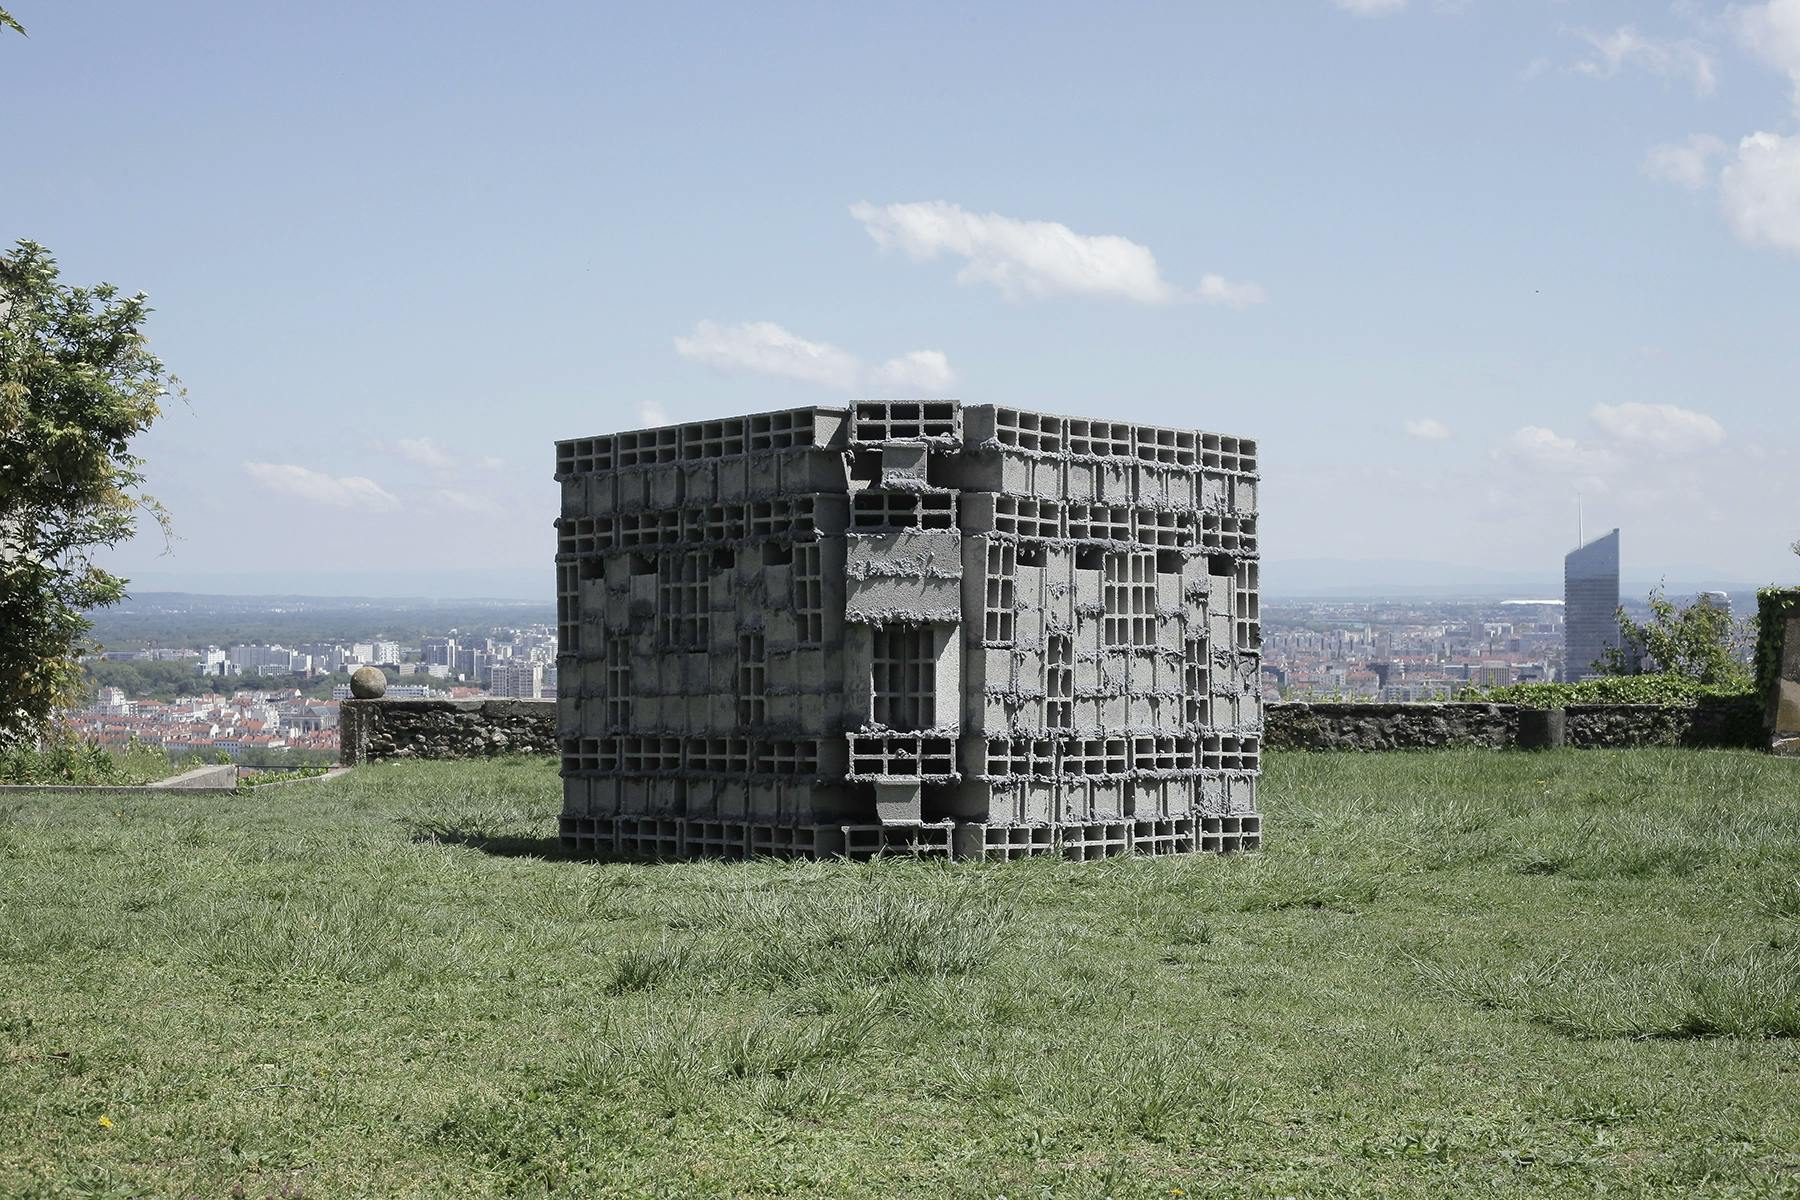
[[553, 401, 1261, 860]]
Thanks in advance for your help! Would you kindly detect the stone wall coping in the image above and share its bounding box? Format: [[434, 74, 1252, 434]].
[[341, 697, 554, 709], [238, 766, 354, 791], [1267, 700, 1739, 711], [1269, 701, 1515, 712], [0, 762, 239, 794]]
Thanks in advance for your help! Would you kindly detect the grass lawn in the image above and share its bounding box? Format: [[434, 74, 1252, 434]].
[[1, 740, 185, 787], [3, 750, 1799, 1198]]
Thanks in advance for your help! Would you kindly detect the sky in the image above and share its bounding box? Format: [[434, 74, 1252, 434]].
[[4, 0, 1798, 598]]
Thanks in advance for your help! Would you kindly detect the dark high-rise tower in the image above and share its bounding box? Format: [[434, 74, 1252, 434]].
[[1564, 528, 1620, 681]]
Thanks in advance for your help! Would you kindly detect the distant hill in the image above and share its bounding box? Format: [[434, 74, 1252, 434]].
[[84, 592, 553, 651], [109, 567, 547, 601], [1264, 558, 1769, 601]]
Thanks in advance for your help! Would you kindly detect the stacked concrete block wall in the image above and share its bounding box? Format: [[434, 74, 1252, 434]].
[[1759, 589, 1800, 755], [552, 400, 1262, 859]]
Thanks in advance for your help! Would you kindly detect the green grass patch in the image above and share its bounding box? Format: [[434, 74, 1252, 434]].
[[237, 766, 336, 789], [4, 749, 1800, 1197], [0, 735, 179, 785]]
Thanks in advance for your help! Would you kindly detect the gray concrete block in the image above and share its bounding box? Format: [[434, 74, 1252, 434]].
[[551, 400, 1260, 859], [717, 457, 749, 501], [875, 780, 923, 824]]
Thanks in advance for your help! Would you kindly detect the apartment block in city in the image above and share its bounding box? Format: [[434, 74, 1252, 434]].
[[488, 660, 545, 700], [553, 400, 1262, 860]]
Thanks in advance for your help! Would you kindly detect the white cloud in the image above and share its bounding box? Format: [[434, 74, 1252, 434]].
[[1195, 274, 1270, 308], [674, 320, 957, 395], [431, 488, 500, 515], [1494, 404, 1724, 496], [1719, 130, 1800, 252], [1645, 133, 1729, 189], [1333, 0, 1406, 14], [675, 320, 862, 390], [1590, 401, 1726, 453], [866, 349, 958, 394], [395, 436, 453, 469], [1403, 418, 1451, 440], [1499, 426, 1597, 474], [1569, 26, 1717, 95], [475, 455, 504, 471], [849, 200, 1265, 307], [243, 462, 399, 510], [638, 400, 670, 428], [1736, 0, 1800, 112]]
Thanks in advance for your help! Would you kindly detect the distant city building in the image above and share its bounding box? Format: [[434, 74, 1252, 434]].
[[1564, 528, 1621, 681], [94, 686, 135, 716], [350, 640, 402, 665], [194, 649, 237, 677], [295, 642, 350, 673], [228, 643, 328, 676], [420, 636, 457, 667], [1470, 661, 1514, 688], [454, 646, 489, 681], [488, 660, 543, 699], [387, 683, 447, 700]]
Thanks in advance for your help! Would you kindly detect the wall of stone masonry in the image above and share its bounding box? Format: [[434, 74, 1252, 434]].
[[1263, 702, 1516, 751], [335, 696, 1763, 772], [1263, 700, 1761, 751], [338, 699, 559, 765], [1564, 701, 1762, 748]]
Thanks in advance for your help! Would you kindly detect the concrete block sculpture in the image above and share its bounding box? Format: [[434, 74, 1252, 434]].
[[1760, 588, 1800, 756], [553, 401, 1261, 859]]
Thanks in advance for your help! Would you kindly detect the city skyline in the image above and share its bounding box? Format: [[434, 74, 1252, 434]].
[[4, 2, 1798, 596]]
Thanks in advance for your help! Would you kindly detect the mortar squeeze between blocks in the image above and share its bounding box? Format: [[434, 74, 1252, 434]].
[[553, 400, 1262, 860]]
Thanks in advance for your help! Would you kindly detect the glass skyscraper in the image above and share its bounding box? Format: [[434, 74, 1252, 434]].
[[1564, 528, 1621, 681]]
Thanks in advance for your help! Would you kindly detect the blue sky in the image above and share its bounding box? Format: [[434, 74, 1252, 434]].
[[5, 0, 1798, 597]]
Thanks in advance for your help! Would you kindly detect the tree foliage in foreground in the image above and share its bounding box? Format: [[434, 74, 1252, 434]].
[[1, 240, 175, 746], [1598, 587, 1752, 688]]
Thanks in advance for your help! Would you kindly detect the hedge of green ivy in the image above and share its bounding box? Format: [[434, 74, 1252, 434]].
[[1755, 587, 1800, 709], [1470, 673, 1754, 708]]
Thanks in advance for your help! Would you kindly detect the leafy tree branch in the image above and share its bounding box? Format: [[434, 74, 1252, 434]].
[[1, 240, 177, 745], [1598, 586, 1752, 688]]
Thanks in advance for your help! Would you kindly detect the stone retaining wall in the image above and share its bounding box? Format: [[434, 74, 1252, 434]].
[[1263, 699, 1763, 752], [1264, 702, 1515, 751], [336, 697, 1765, 765], [339, 699, 559, 765], [0, 763, 240, 794], [1563, 702, 1759, 749]]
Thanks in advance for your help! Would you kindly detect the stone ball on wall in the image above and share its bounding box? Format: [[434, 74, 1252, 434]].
[[350, 666, 388, 700]]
